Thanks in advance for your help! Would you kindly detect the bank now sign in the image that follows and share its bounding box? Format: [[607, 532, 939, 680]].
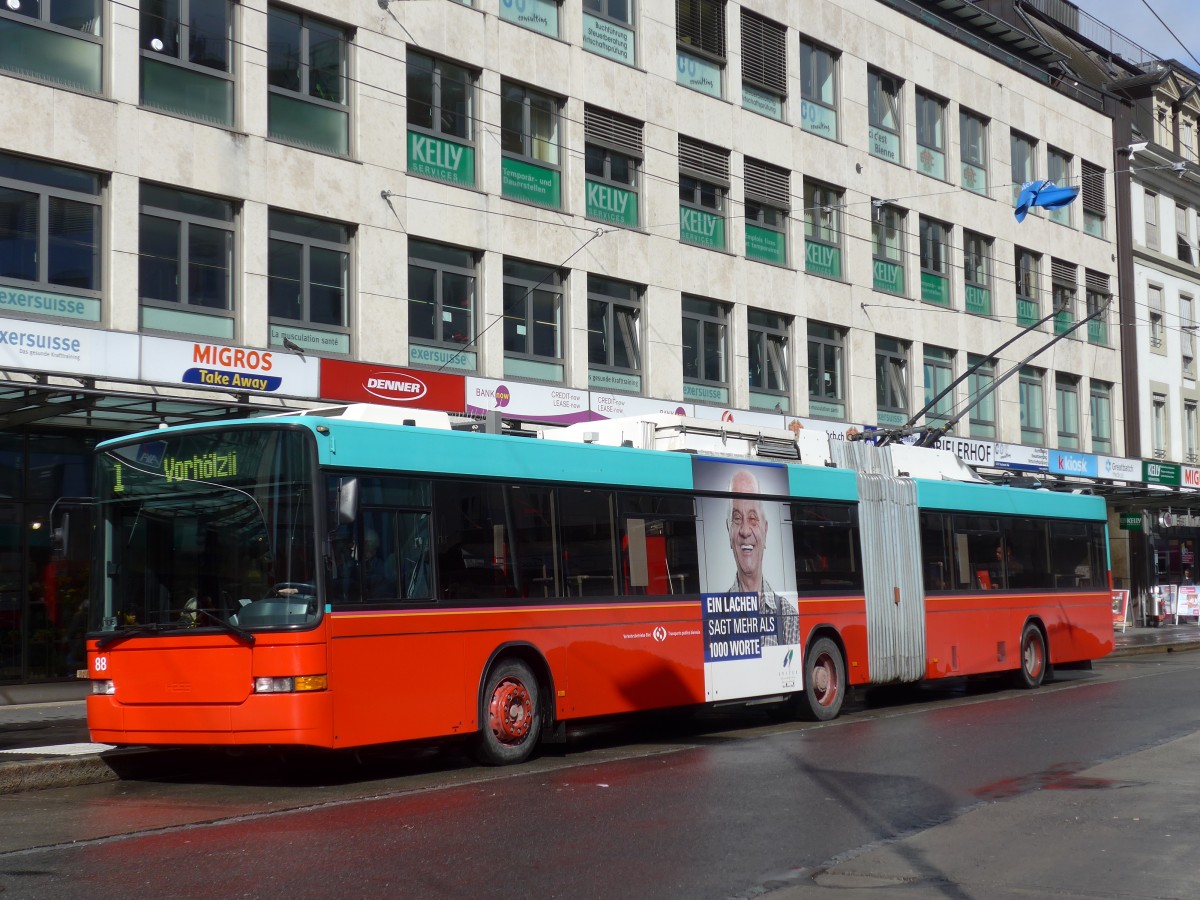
[[319, 359, 464, 411]]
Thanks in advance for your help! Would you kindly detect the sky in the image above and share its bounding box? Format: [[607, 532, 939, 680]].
[[1075, 0, 1200, 70]]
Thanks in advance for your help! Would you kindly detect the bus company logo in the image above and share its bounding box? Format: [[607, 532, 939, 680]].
[[494, 385, 511, 408], [364, 371, 427, 403], [653, 626, 667, 642], [782, 649, 794, 668]]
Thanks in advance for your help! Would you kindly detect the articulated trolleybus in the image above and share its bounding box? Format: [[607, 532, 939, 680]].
[[87, 405, 1112, 764]]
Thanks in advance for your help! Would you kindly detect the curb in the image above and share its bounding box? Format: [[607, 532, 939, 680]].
[[1108, 641, 1200, 658]]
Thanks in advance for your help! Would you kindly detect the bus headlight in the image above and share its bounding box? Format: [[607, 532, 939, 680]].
[[253, 675, 327, 693], [91, 680, 115, 695]]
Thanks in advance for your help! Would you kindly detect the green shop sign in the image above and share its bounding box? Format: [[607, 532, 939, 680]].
[[965, 285, 991, 316], [680, 206, 725, 249], [1017, 297, 1039, 327], [408, 131, 474, 187], [683, 382, 727, 404], [805, 240, 841, 279], [1144, 461, 1181, 486], [589, 369, 641, 392], [0, 286, 100, 322], [586, 180, 638, 228], [921, 272, 949, 305], [1119, 513, 1143, 531], [745, 224, 786, 265], [873, 259, 904, 294], [502, 157, 561, 207]]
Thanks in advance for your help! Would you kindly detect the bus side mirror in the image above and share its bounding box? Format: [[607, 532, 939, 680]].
[[337, 477, 359, 525]]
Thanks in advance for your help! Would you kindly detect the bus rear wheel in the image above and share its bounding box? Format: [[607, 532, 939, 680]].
[[476, 659, 542, 766], [799, 637, 845, 721], [1015, 623, 1047, 689]]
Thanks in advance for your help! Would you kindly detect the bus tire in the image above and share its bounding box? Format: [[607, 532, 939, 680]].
[[476, 658, 542, 766], [799, 637, 846, 721], [1016, 623, 1047, 689]]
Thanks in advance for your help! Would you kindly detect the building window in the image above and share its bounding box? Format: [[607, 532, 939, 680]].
[[1016, 247, 1041, 327], [1090, 381, 1112, 454], [501, 81, 563, 208], [500, 0, 560, 38], [744, 157, 789, 266], [867, 68, 902, 165], [0, 153, 103, 324], [1144, 189, 1159, 250], [748, 309, 790, 411], [583, 0, 636, 65], [1020, 366, 1045, 445], [1081, 160, 1106, 237], [585, 106, 642, 229], [740, 9, 785, 120], [804, 180, 842, 279], [915, 90, 946, 180], [1183, 293, 1196, 378], [1010, 131, 1036, 206], [140, 0, 233, 126], [799, 38, 838, 140], [1148, 284, 1165, 352], [967, 354, 996, 439], [682, 295, 729, 403], [923, 346, 954, 429], [1086, 270, 1110, 346], [919, 216, 950, 305], [406, 51, 476, 187], [1187, 402, 1198, 463], [679, 136, 729, 250], [876, 336, 908, 427], [267, 6, 349, 156], [1051, 259, 1077, 336], [960, 109, 988, 195], [1056, 374, 1080, 450], [1177, 204, 1195, 264], [139, 184, 234, 339], [676, 0, 725, 98], [408, 239, 477, 372], [588, 275, 642, 393], [872, 203, 905, 295], [0, 0, 102, 92], [268, 210, 351, 354], [1047, 147, 1072, 226], [963, 231, 992, 316], [1152, 393, 1167, 458], [808, 322, 845, 420], [503, 258, 564, 382]]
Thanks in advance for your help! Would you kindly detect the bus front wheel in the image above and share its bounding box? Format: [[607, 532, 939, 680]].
[[476, 659, 542, 766], [800, 637, 845, 721], [1016, 624, 1047, 689]]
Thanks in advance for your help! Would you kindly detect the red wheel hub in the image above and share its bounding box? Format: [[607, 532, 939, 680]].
[[812, 655, 839, 706], [488, 678, 532, 745]]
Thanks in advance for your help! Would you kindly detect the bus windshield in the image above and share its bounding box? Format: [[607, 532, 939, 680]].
[[89, 426, 320, 638]]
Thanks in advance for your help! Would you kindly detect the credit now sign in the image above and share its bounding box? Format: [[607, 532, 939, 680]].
[[320, 359, 465, 412]]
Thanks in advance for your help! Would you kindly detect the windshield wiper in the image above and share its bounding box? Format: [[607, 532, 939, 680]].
[[191, 607, 256, 646], [97, 623, 169, 649]]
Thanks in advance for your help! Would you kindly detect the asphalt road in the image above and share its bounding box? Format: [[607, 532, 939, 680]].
[[2, 652, 1199, 898]]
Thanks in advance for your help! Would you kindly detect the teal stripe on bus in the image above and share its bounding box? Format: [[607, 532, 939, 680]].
[[787, 464, 859, 502], [916, 479, 1107, 520], [318, 421, 696, 490]]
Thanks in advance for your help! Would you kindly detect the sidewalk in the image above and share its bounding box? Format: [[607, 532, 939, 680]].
[[1, 624, 1198, 794]]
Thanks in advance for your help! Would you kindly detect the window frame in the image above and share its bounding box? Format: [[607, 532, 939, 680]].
[[501, 80, 564, 208], [1148, 284, 1165, 352], [804, 179, 843, 279], [1016, 247, 1041, 326], [585, 106, 643, 229], [1081, 160, 1106, 237], [1144, 189, 1159, 250], [407, 238, 478, 371], [867, 68, 902, 165], [676, 0, 726, 97], [740, 8, 786, 120], [678, 137, 729, 250], [959, 109, 988, 195], [0, 0, 103, 93], [1046, 147, 1073, 226], [587, 274, 643, 392], [503, 258, 565, 380], [0, 153, 104, 316], [915, 89, 947, 180], [923, 345, 954, 428], [963, 230, 992, 316], [743, 157, 789, 266], [583, 0, 636, 66], [1010, 130, 1036, 207], [406, 50, 475, 143], [875, 336, 908, 425], [799, 38, 838, 140], [140, 0, 234, 126], [747, 308, 790, 409], [1089, 380, 1112, 454], [138, 183, 236, 333], [1020, 365, 1046, 446], [681, 294, 729, 395], [807, 321, 845, 419], [1055, 374, 1081, 450], [266, 5, 351, 157], [967, 354, 996, 439], [919, 215, 950, 305], [267, 209, 353, 348]]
